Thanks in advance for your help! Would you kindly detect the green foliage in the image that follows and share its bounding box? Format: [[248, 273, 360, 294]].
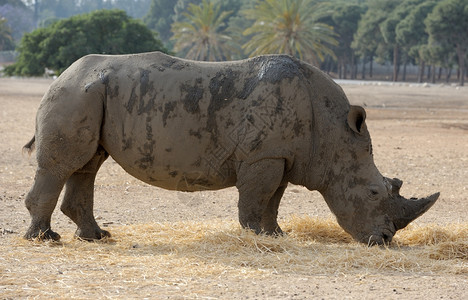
[[0, 0, 26, 8], [144, 0, 245, 52], [425, 0, 468, 85], [171, 0, 235, 61], [0, 17, 14, 50], [325, 2, 364, 77], [242, 0, 337, 65], [396, 1, 437, 61], [425, 0, 468, 52], [144, 0, 177, 43], [0, 1, 34, 42], [5, 0, 467, 82], [173, 0, 202, 24], [6, 27, 48, 76], [353, 1, 401, 64], [5, 9, 167, 76]]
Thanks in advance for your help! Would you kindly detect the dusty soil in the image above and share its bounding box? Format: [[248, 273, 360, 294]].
[[1, 78, 467, 299]]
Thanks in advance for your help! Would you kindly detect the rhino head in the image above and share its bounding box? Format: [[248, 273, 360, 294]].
[[318, 105, 439, 245]]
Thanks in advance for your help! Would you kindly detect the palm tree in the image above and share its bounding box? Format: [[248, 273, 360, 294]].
[[171, 0, 235, 61], [242, 0, 337, 65]]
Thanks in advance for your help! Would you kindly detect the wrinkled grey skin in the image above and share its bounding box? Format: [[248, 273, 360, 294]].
[[23, 52, 439, 245]]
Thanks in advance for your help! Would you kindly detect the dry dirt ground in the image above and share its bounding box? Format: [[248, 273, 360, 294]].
[[0, 77, 467, 299]]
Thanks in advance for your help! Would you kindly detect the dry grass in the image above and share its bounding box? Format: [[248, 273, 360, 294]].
[[1, 216, 466, 298]]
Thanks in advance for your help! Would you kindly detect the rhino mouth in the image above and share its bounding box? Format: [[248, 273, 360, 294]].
[[362, 225, 396, 246], [371, 229, 394, 246]]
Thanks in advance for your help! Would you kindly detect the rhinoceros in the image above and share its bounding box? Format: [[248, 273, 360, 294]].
[[23, 52, 439, 245]]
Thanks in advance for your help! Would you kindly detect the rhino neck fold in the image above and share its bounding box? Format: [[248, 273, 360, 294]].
[[294, 80, 336, 193], [306, 123, 337, 193]]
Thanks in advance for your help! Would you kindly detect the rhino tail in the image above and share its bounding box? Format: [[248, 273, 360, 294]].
[[23, 136, 36, 155]]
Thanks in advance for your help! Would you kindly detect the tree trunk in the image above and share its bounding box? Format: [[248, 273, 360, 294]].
[[446, 68, 452, 83], [361, 56, 366, 80], [325, 57, 332, 75], [353, 55, 359, 79], [338, 60, 342, 79], [438, 67, 442, 81], [402, 61, 407, 82], [369, 55, 373, 78], [418, 60, 425, 83], [427, 65, 431, 80], [456, 44, 465, 86], [431, 65, 436, 84], [393, 45, 399, 82]]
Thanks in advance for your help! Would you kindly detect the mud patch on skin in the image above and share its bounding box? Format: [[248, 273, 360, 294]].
[[189, 129, 202, 139], [162, 101, 177, 126], [250, 130, 266, 151], [125, 87, 138, 114], [208, 70, 237, 107], [136, 69, 157, 115], [237, 56, 302, 100], [135, 117, 156, 170], [255, 55, 303, 84], [161, 58, 178, 69], [122, 137, 133, 151], [237, 76, 259, 100], [108, 84, 119, 98], [139, 69, 150, 99], [206, 70, 238, 140], [138, 96, 155, 115], [181, 78, 204, 114], [293, 119, 305, 136], [171, 61, 190, 71], [150, 63, 166, 72]]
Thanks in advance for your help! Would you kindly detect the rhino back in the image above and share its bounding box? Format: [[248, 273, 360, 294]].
[[77, 52, 315, 190]]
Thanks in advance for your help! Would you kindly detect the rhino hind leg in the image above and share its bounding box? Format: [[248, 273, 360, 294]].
[[236, 159, 285, 235], [24, 169, 66, 241], [60, 146, 110, 240]]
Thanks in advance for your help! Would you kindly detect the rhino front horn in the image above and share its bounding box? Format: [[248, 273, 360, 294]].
[[393, 192, 440, 230]]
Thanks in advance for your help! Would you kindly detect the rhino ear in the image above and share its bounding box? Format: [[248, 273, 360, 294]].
[[347, 105, 367, 135]]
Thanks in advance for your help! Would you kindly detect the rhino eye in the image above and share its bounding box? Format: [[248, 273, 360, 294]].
[[368, 186, 381, 200]]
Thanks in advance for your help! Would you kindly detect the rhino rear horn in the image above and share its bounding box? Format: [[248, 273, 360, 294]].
[[393, 192, 440, 230], [347, 105, 367, 134], [390, 177, 403, 196]]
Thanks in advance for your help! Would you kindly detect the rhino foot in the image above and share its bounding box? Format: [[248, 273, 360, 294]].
[[75, 227, 111, 241], [24, 226, 61, 241], [242, 224, 285, 237], [264, 226, 285, 237]]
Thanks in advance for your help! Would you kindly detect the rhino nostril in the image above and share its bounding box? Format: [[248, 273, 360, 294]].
[[381, 229, 394, 244], [382, 233, 390, 243]]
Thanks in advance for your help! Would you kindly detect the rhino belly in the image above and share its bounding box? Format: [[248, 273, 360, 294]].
[[99, 101, 236, 191]]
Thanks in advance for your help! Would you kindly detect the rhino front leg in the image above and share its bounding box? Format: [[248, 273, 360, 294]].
[[260, 184, 287, 235], [61, 147, 110, 240], [24, 169, 66, 241], [236, 159, 285, 235]]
